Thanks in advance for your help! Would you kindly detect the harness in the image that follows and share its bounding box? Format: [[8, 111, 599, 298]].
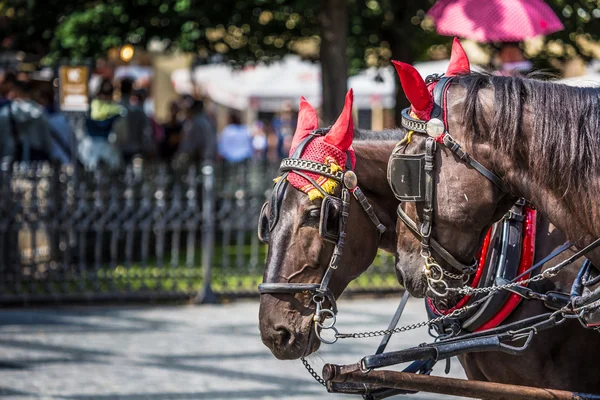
[[387, 74, 600, 335], [388, 75, 509, 294], [257, 128, 386, 343]]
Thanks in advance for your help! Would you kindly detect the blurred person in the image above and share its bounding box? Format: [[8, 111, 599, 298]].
[[272, 101, 296, 159], [80, 78, 123, 170], [493, 42, 533, 75], [217, 112, 253, 163], [174, 96, 216, 164], [37, 86, 74, 163], [265, 121, 279, 164], [0, 71, 15, 107], [133, 88, 164, 151], [250, 120, 268, 160], [0, 78, 58, 163], [161, 100, 183, 160], [88, 78, 122, 138], [113, 76, 155, 161]]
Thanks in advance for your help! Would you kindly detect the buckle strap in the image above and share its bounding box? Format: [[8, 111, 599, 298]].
[[442, 135, 509, 193], [352, 187, 386, 234]]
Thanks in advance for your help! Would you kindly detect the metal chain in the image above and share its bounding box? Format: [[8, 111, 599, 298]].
[[336, 300, 481, 339], [301, 357, 326, 387], [447, 264, 562, 296]]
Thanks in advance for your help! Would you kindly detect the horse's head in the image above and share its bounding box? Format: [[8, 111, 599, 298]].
[[258, 91, 388, 359], [390, 39, 515, 298]]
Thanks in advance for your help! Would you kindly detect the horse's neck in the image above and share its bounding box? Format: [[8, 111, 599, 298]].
[[352, 140, 398, 253], [509, 176, 600, 264]]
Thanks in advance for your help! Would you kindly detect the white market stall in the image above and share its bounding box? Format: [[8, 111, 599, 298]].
[[171, 56, 398, 129]]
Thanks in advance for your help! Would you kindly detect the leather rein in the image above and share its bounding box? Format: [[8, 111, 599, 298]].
[[258, 129, 386, 344]]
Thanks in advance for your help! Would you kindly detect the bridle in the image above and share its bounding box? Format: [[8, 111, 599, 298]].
[[258, 128, 386, 343], [388, 75, 510, 296]]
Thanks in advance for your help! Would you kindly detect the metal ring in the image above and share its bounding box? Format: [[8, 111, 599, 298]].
[[316, 309, 337, 329], [359, 358, 372, 374], [314, 322, 339, 345], [312, 294, 325, 304], [425, 262, 445, 282], [427, 279, 450, 297]]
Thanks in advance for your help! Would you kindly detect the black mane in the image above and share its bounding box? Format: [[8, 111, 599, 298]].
[[354, 127, 405, 141], [458, 73, 600, 205]]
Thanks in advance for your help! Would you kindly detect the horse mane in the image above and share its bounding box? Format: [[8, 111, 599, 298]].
[[458, 73, 600, 205], [354, 128, 405, 141]]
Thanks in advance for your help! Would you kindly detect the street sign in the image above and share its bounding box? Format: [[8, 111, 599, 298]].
[[58, 65, 89, 112]]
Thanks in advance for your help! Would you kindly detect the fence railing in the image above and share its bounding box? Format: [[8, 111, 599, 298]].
[[0, 159, 400, 304]]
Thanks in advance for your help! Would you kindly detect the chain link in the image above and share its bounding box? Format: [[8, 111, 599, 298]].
[[301, 357, 326, 387], [337, 301, 481, 339], [448, 265, 560, 296]]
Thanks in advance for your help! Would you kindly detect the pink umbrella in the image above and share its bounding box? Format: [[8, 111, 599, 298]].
[[428, 0, 564, 42]]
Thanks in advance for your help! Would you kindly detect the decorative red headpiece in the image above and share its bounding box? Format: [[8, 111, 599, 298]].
[[287, 90, 355, 200], [446, 37, 470, 76], [393, 37, 470, 121]]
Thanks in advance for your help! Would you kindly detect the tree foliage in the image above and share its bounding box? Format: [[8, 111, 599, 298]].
[[2, 0, 598, 70]]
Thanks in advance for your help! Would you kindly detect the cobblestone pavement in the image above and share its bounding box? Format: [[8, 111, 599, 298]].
[[0, 296, 467, 400]]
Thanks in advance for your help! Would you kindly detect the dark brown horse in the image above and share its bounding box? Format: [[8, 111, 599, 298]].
[[258, 92, 399, 360], [390, 39, 600, 391], [257, 90, 600, 394], [390, 43, 600, 292]]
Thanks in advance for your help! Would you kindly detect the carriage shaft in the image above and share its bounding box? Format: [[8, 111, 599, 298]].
[[323, 364, 600, 400]]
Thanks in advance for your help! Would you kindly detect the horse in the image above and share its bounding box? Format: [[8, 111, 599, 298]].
[[258, 91, 399, 360], [256, 83, 600, 394], [390, 39, 600, 391]]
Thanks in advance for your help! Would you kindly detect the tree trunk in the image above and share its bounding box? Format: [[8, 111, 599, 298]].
[[319, 0, 348, 125], [389, 30, 414, 127]]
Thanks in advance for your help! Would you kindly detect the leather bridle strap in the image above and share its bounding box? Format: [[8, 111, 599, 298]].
[[441, 134, 509, 193], [397, 205, 478, 274]]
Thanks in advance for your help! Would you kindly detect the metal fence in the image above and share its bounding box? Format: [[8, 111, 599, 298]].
[[0, 159, 399, 304]]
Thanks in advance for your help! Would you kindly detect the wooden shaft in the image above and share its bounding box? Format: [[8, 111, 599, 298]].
[[323, 364, 600, 400]]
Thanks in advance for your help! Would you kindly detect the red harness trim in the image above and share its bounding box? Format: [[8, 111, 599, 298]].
[[426, 207, 537, 331], [475, 206, 536, 331], [426, 228, 491, 315]]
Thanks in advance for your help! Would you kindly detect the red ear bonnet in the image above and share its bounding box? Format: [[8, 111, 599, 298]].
[[324, 89, 354, 152], [392, 60, 433, 120], [289, 96, 319, 151], [446, 37, 470, 76], [286, 91, 356, 198]]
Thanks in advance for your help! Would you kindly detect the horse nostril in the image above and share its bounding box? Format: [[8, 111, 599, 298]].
[[274, 325, 294, 347]]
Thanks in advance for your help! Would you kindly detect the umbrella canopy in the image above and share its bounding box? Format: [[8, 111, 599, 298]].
[[428, 0, 563, 42]]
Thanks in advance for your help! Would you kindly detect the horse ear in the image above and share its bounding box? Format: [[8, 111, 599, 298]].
[[392, 61, 432, 114], [446, 37, 470, 76], [290, 96, 319, 151], [324, 89, 354, 151]]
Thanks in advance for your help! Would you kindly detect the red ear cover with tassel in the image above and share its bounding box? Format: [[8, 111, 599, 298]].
[[289, 96, 319, 152], [446, 37, 470, 76], [392, 60, 433, 120], [286, 90, 356, 195]]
